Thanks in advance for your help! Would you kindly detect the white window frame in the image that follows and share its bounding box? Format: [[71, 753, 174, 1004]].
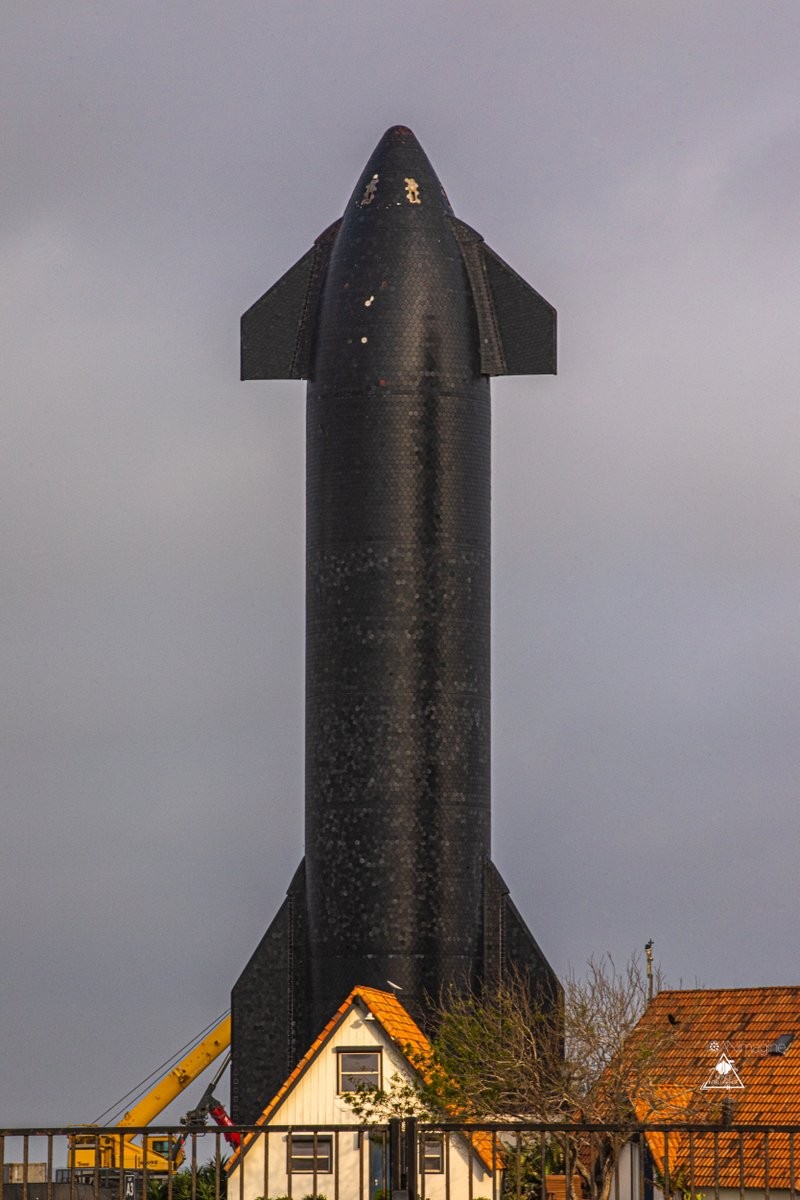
[[287, 1134, 333, 1174], [422, 1134, 444, 1174], [335, 1047, 382, 1093]]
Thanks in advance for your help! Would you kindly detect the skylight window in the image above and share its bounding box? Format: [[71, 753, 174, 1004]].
[[768, 1033, 795, 1056]]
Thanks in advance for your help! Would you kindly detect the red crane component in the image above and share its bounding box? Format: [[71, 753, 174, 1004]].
[[206, 1099, 241, 1149]]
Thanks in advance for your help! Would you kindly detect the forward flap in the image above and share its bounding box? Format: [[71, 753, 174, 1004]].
[[241, 219, 341, 381], [449, 216, 557, 377]]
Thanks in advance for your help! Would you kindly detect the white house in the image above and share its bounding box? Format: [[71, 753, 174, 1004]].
[[227, 985, 497, 1200]]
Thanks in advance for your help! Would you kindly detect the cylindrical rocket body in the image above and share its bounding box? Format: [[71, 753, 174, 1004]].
[[305, 131, 491, 1025], [234, 125, 559, 1122]]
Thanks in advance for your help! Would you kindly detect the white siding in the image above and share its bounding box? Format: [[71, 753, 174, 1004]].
[[230, 1127, 495, 1200], [276, 1010, 408, 1126]]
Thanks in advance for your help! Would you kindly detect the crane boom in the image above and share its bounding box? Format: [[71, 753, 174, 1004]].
[[118, 1015, 231, 1127], [69, 1014, 232, 1175]]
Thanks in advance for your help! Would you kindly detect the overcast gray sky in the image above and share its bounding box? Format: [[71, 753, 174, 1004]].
[[2, 1, 799, 1127]]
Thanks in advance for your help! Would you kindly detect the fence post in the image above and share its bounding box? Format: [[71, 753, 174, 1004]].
[[405, 1118, 417, 1200], [389, 1118, 403, 1196]]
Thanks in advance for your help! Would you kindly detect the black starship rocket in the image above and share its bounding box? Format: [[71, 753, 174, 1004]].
[[232, 125, 559, 1122]]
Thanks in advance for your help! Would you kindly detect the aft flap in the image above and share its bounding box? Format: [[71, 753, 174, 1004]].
[[449, 216, 556, 377], [483, 860, 561, 1005], [241, 220, 341, 380]]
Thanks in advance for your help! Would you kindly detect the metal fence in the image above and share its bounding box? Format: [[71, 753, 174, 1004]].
[[1, 1123, 798, 1200]]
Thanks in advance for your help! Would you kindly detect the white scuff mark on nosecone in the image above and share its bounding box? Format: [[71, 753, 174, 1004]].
[[360, 175, 379, 206]]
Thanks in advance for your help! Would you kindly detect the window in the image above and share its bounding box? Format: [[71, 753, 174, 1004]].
[[422, 1135, 444, 1174], [337, 1049, 382, 1093], [288, 1135, 333, 1174]]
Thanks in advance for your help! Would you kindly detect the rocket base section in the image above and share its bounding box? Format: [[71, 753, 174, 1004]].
[[232, 858, 558, 1124], [231, 861, 311, 1124]]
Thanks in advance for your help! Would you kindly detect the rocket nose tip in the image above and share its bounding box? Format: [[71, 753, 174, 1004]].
[[383, 124, 417, 142], [374, 125, 422, 154]]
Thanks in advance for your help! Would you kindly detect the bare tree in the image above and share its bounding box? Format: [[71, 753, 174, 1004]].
[[404, 955, 706, 1200]]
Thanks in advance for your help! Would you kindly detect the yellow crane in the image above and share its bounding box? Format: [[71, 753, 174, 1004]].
[[69, 1013, 231, 1175]]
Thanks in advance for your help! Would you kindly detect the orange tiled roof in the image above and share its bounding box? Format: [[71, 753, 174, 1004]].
[[630, 986, 800, 1189], [230, 985, 496, 1173]]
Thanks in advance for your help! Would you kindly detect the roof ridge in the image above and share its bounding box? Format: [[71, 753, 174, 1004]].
[[654, 985, 800, 997]]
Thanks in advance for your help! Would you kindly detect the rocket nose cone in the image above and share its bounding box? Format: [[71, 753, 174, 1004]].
[[348, 125, 452, 213]]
